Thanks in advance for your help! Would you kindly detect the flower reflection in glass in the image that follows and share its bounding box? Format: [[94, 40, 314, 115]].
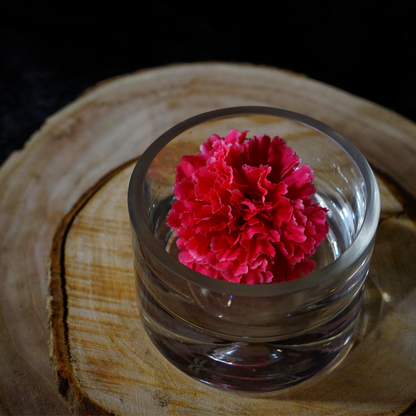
[[166, 130, 328, 284]]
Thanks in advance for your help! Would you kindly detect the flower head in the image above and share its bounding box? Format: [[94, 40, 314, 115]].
[[166, 130, 328, 284]]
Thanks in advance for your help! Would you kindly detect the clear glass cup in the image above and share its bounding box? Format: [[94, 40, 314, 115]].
[[128, 107, 380, 391]]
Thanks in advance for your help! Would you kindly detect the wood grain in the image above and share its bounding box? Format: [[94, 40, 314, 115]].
[[1, 62, 416, 415], [50, 161, 416, 415]]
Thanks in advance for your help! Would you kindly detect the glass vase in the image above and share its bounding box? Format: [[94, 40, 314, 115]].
[[128, 107, 380, 391]]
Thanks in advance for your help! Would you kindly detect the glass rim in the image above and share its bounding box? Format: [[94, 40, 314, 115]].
[[128, 106, 380, 297]]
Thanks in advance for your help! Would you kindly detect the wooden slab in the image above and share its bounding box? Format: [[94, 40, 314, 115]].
[[1, 63, 416, 415], [50, 161, 416, 415]]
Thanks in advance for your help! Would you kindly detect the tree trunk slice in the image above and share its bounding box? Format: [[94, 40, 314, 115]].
[[49, 159, 416, 416], [1, 63, 416, 415]]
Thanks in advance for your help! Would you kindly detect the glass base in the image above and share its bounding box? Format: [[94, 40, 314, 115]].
[[140, 286, 363, 392]]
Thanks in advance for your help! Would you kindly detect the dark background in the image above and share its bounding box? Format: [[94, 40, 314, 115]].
[[1, 3, 415, 166]]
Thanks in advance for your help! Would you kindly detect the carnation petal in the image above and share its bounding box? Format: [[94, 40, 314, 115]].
[[283, 165, 316, 198], [216, 261, 234, 273], [233, 264, 249, 276]]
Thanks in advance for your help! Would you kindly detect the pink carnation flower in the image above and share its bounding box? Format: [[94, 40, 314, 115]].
[[166, 130, 329, 284]]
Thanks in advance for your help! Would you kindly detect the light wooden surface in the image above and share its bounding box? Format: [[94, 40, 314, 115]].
[[50, 162, 416, 415], [1, 63, 416, 415]]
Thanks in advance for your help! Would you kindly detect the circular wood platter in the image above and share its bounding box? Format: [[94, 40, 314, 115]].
[[1, 63, 416, 415]]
